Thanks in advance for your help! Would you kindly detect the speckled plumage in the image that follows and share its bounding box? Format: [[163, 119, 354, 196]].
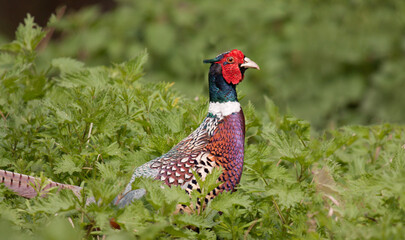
[[115, 50, 259, 209], [115, 115, 222, 207]]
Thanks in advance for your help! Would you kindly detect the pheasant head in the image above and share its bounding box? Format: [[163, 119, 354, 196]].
[[204, 49, 260, 103]]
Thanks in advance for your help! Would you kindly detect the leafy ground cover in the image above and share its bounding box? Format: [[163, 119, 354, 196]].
[[13, 0, 403, 128], [0, 15, 404, 240]]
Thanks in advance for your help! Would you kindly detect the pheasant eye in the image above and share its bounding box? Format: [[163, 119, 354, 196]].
[[226, 57, 235, 63]]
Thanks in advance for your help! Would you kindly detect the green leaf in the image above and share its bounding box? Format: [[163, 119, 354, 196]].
[[174, 213, 216, 228], [209, 191, 252, 215], [266, 183, 305, 209], [54, 155, 82, 175], [52, 57, 84, 75]]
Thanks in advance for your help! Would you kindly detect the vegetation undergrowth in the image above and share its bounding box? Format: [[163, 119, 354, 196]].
[[27, 0, 405, 128], [0, 15, 404, 240]]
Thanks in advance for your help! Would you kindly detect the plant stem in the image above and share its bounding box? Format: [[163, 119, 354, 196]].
[[273, 198, 286, 225]]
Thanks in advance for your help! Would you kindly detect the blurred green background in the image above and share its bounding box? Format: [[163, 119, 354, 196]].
[[1, 0, 404, 129]]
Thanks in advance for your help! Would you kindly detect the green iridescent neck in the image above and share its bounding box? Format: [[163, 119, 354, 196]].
[[208, 63, 238, 103]]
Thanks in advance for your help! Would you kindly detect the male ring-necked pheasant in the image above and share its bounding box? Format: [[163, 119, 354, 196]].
[[0, 49, 259, 211]]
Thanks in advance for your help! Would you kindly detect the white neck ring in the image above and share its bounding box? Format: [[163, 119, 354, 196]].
[[208, 101, 241, 117]]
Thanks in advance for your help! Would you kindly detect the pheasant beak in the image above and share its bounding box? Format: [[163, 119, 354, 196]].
[[240, 57, 260, 70]]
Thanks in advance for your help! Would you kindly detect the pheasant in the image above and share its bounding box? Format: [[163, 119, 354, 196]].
[[0, 49, 259, 211]]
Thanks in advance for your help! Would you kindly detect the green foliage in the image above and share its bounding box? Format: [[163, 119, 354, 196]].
[[1, 15, 405, 239], [25, 0, 405, 128]]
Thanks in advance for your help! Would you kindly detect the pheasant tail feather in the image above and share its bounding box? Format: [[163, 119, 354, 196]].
[[0, 169, 81, 198]]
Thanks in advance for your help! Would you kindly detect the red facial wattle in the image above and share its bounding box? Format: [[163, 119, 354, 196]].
[[222, 63, 244, 85], [215, 49, 246, 85]]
